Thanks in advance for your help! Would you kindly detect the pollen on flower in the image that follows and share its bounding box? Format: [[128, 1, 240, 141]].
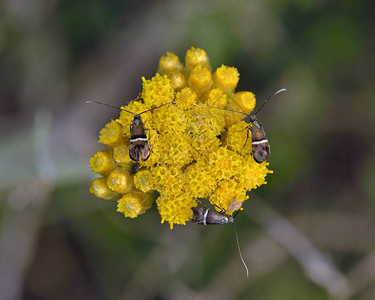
[[89, 47, 273, 228]]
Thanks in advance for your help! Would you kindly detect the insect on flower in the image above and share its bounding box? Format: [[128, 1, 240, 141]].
[[194, 88, 286, 163], [191, 206, 249, 277], [87, 91, 191, 163]]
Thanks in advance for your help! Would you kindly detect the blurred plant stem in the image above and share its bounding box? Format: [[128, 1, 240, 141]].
[[248, 199, 350, 300], [0, 111, 56, 300]]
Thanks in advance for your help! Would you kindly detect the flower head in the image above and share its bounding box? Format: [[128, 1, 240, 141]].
[[89, 47, 272, 228]]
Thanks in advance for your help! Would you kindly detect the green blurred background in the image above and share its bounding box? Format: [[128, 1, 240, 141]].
[[1, 0, 374, 299]]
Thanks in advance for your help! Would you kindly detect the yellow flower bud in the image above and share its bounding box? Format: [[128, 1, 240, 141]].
[[185, 47, 212, 74], [117, 190, 154, 218], [188, 65, 212, 94], [232, 91, 256, 114], [167, 71, 187, 91], [206, 89, 228, 107], [113, 143, 132, 167], [224, 91, 256, 128], [90, 177, 122, 201], [107, 168, 134, 194], [89, 150, 117, 175], [141, 74, 174, 106], [213, 65, 239, 94], [133, 168, 155, 193], [158, 52, 183, 75], [99, 120, 125, 147]]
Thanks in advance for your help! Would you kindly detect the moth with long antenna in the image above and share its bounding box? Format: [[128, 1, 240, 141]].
[[191, 206, 249, 277], [87, 90, 191, 163], [194, 88, 286, 163]]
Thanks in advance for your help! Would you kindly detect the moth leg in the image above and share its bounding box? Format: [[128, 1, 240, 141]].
[[233, 209, 240, 218], [145, 128, 153, 153], [212, 202, 225, 214], [241, 126, 252, 150], [236, 126, 249, 133]]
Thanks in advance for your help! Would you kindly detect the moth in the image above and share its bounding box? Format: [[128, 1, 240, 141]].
[[194, 88, 286, 163], [191, 206, 249, 277], [87, 90, 191, 163]]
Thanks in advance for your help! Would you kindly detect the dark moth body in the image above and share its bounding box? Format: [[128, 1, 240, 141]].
[[191, 206, 249, 277], [249, 118, 270, 163], [129, 115, 151, 162], [191, 207, 234, 225]]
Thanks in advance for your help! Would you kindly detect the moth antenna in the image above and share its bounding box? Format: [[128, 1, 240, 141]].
[[86, 100, 135, 115], [252, 88, 286, 116], [193, 88, 286, 118], [232, 221, 249, 277], [193, 103, 249, 117], [249, 170, 255, 190], [138, 90, 192, 115]]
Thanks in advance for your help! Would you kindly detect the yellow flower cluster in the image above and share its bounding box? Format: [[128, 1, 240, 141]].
[[89, 47, 272, 228]]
